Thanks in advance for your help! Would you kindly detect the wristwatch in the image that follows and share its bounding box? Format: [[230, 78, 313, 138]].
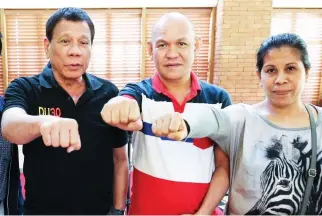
[[108, 207, 125, 215]]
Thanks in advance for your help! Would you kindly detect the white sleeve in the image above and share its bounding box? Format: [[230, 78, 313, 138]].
[[182, 103, 248, 154]]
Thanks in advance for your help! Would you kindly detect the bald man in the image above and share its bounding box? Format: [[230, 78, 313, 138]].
[[101, 12, 231, 215]]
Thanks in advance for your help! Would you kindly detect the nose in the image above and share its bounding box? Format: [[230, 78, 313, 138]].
[[166, 45, 179, 59], [67, 43, 82, 57], [275, 71, 288, 85]]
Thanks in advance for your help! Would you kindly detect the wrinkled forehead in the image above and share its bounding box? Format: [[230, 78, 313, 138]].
[[152, 18, 195, 43]]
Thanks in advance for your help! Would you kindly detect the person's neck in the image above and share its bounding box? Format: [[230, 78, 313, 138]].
[[255, 98, 316, 128], [263, 99, 306, 117], [53, 71, 86, 104], [159, 73, 192, 104], [161, 76, 191, 92]]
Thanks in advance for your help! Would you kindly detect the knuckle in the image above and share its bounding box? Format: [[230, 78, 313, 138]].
[[51, 121, 59, 130], [101, 105, 109, 115], [71, 135, 80, 145], [105, 102, 112, 109], [43, 138, 50, 146], [60, 141, 68, 148], [169, 125, 176, 132], [72, 119, 78, 127], [111, 118, 119, 125], [68, 119, 78, 128], [120, 108, 127, 117], [131, 101, 139, 110], [40, 124, 48, 133], [101, 113, 110, 123], [118, 100, 127, 108], [162, 129, 169, 136], [120, 117, 128, 124], [158, 117, 165, 123], [69, 137, 77, 145], [129, 99, 136, 106]]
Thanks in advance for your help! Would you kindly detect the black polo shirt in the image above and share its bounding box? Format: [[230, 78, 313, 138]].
[[4, 64, 128, 215]]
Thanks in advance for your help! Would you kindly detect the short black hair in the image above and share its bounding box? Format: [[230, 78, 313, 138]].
[[46, 7, 95, 44], [256, 33, 311, 73]]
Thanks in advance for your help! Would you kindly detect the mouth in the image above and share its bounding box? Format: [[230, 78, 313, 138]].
[[273, 90, 291, 95], [66, 63, 82, 70], [165, 63, 182, 68]]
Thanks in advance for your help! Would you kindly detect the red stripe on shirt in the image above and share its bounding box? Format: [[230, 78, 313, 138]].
[[129, 168, 221, 215]]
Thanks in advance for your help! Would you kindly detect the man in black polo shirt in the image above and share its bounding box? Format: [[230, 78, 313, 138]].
[[1, 8, 128, 215]]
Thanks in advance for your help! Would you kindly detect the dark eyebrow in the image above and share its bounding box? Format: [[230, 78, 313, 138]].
[[263, 62, 298, 70], [58, 33, 90, 40], [263, 64, 275, 68]]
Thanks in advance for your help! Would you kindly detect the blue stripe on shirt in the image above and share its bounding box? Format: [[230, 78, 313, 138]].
[[141, 122, 193, 143]]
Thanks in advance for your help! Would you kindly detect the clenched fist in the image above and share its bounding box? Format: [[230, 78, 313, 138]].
[[40, 117, 81, 153], [152, 112, 188, 141], [101, 96, 143, 131]]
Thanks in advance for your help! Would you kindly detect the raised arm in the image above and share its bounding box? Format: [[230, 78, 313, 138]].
[[2, 107, 52, 144], [2, 108, 81, 153], [2, 79, 81, 152], [183, 104, 230, 141], [152, 104, 230, 143]]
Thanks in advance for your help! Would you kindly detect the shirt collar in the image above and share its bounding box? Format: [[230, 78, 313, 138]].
[[151, 72, 201, 94]]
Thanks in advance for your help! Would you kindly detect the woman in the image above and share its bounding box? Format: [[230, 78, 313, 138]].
[[152, 33, 322, 215]]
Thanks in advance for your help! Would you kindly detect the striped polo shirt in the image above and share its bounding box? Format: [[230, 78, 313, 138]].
[[119, 72, 231, 215]]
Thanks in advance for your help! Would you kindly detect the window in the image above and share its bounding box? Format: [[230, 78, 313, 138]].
[[5, 10, 52, 84], [5, 9, 141, 89], [2, 8, 214, 93], [86, 9, 142, 88], [271, 9, 322, 104]]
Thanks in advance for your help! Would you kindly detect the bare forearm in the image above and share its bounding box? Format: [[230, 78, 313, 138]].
[[113, 159, 129, 210], [196, 167, 229, 215], [2, 108, 54, 144]]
